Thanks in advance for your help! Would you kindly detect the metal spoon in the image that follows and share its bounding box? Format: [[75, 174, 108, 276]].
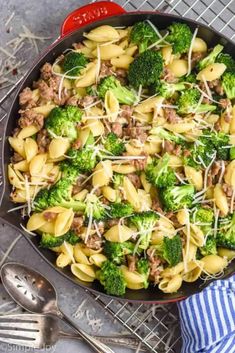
[[1, 262, 115, 353]]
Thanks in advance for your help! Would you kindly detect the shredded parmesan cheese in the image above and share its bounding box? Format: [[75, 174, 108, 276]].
[[187, 28, 198, 76], [0, 234, 22, 267]]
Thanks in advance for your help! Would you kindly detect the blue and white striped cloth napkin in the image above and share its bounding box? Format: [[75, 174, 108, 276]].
[[177, 275, 235, 353]]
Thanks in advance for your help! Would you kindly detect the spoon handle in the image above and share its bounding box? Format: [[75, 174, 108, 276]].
[[58, 310, 116, 353]]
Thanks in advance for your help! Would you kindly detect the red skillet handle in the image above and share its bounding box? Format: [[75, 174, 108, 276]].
[[61, 1, 126, 37]]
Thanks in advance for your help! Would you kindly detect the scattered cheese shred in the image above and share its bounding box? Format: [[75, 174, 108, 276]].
[[187, 27, 198, 76], [5, 12, 15, 27]]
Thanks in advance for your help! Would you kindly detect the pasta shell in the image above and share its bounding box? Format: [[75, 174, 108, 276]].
[[183, 260, 203, 282], [8, 165, 24, 189], [111, 55, 134, 69], [214, 184, 229, 216], [8, 137, 26, 158], [10, 187, 35, 203], [17, 125, 40, 139], [201, 255, 228, 275], [159, 274, 183, 293], [54, 208, 74, 237], [92, 45, 124, 60], [164, 122, 195, 133], [104, 225, 135, 243], [56, 253, 72, 268], [161, 262, 184, 277], [86, 119, 105, 136], [112, 164, 136, 174], [102, 186, 117, 202], [33, 104, 56, 117], [229, 106, 235, 134], [137, 189, 152, 211], [92, 160, 113, 187], [24, 138, 38, 162], [75, 62, 96, 88], [224, 160, 235, 187], [14, 160, 29, 172], [125, 45, 138, 56], [27, 213, 47, 231], [73, 189, 89, 201], [140, 172, 151, 192], [167, 60, 188, 77], [197, 63, 226, 81], [184, 166, 203, 191], [38, 222, 55, 234], [84, 25, 120, 42], [104, 90, 119, 122], [161, 45, 173, 65], [48, 138, 70, 159], [89, 254, 107, 267], [123, 176, 140, 210], [78, 127, 91, 146], [217, 247, 235, 260], [71, 263, 96, 282], [29, 153, 47, 176], [121, 265, 146, 290], [74, 244, 90, 265], [135, 97, 164, 114], [192, 38, 207, 52]]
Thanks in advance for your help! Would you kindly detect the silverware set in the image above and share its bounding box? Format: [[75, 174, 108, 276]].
[[0, 263, 146, 352]]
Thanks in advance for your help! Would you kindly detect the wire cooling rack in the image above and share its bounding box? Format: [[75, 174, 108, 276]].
[[0, 0, 234, 352]]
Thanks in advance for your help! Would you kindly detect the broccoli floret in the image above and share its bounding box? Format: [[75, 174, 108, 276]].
[[200, 235, 217, 256], [33, 188, 50, 212], [113, 173, 124, 189], [40, 230, 80, 248], [197, 44, 224, 71], [136, 258, 150, 288], [177, 89, 216, 115], [67, 148, 97, 173], [216, 53, 235, 73], [145, 154, 176, 188], [160, 185, 195, 211], [183, 139, 216, 170], [129, 211, 159, 250], [180, 73, 197, 84], [104, 132, 125, 156], [40, 233, 65, 248], [183, 129, 229, 168], [97, 76, 137, 105], [108, 202, 134, 218], [166, 22, 192, 54], [130, 21, 159, 53], [216, 213, 235, 250], [222, 72, 235, 100], [104, 241, 134, 264], [212, 131, 230, 160], [192, 207, 214, 224], [230, 147, 235, 160], [151, 81, 186, 98], [99, 260, 126, 296], [65, 230, 80, 245], [59, 161, 80, 182], [48, 178, 85, 212], [85, 193, 106, 221], [45, 106, 82, 140], [162, 235, 182, 267], [150, 126, 185, 144], [62, 51, 88, 76], [86, 85, 97, 96], [128, 50, 163, 89]]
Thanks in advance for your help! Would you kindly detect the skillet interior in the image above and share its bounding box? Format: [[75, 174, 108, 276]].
[[1, 12, 235, 303]]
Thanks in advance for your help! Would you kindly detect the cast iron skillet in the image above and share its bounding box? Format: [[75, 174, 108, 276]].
[[0, 1, 234, 303]]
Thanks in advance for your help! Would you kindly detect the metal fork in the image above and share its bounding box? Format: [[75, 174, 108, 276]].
[[0, 314, 146, 351]]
